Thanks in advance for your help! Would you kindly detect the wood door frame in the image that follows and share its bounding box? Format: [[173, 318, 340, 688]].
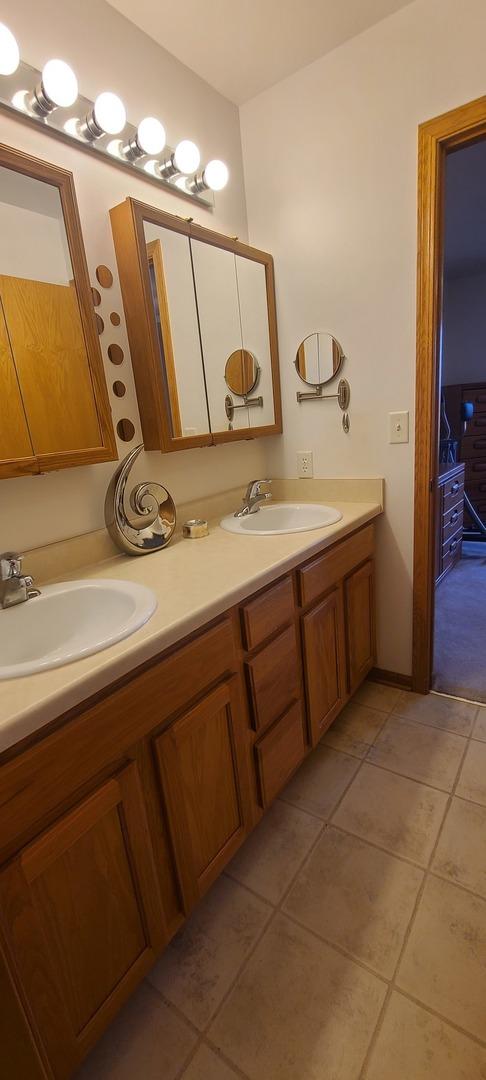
[[413, 95, 486, 692]]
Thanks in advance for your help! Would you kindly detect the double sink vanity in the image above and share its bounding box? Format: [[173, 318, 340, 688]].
[[0, 484, 381, 1079], [0, 126, 381, 1078]]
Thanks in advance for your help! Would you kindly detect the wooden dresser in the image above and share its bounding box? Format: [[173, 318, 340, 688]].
[[435, 462, 465, 585], [443, 381, 486, 529]]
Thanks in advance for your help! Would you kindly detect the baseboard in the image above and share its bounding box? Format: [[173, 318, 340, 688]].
[[369, 667, 413, 690]]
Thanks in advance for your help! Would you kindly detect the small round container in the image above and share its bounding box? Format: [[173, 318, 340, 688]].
[[182, 518, 209, 539]]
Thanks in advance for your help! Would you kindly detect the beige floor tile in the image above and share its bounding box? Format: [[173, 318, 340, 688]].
[[392, 691, 477, 735], [433, 796, 486, 898], [353, 680, 401, 713], [147, 876, 270, 1030], [368, 715, 465, 791], [284, 826, 423, 977], [397, 876, 486, 1041], [209, 912, 386, 1080], [366, 991, 486, 1080], [333, 763, 448, 866], [322, 702, 386, 758], [281, 744, 359, 819], [456, 739, 486, 806], [182, 1044, 240, 1080], [226, 799, 322, 904], [77, 982, 196, 1080], [473, 707, 486, 742]]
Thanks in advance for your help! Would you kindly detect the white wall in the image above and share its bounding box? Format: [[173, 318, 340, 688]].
[[241, 0, 486, 676], [0, 0, 270, 551], [442, 272, 486, 385]]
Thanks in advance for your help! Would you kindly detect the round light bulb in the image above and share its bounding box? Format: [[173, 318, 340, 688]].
[[174, 139, 200, 174], [204, 159, 229, 192], [0, 22, 19, 76], [93, 91, 126, 135], [137, 116, 166, 155], [42, 59, 78, 108]]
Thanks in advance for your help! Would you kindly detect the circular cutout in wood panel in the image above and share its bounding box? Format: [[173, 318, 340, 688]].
[[108, 343, 124, 365], [117, 418, 135, 441], [96, 265, 113, 289], [110, 311, 121, 326], [95, 313, 104, 335], [112, 380, 126, 397], [91, 287, 101, 307]]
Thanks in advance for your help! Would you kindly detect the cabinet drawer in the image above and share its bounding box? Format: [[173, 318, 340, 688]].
[[460, 435, 486, 460], [442, 476, 465, 513], [442, 527, 462, 562], [245, 625, 300, 732], [299, 525, 374, 607], [255, 702, 306, 807], [442, 502, 464, 543], [240, 575, 294, 650]]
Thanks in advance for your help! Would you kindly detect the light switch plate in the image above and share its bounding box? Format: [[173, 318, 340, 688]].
[[389, 411, 409, 444]]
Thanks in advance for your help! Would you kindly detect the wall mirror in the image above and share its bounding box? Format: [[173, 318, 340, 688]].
[[110, 198, 282, 452], [224, 349, 259, 396], [295, 332, 344, 388], [0, 144, 115, 479]]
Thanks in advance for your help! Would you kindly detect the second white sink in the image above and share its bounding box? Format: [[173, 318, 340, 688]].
[[0, 578, 157, 679], [220, 502, 343, 536]]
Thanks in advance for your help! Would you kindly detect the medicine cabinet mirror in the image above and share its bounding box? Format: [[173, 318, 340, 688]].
[[294, 331, 344, 388], [0, 144, 116, 480], [110, 198, 282, 451]]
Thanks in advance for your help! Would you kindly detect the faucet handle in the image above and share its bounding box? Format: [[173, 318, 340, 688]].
[[248, 478, 272, 497], [0, 552, 23, 579]]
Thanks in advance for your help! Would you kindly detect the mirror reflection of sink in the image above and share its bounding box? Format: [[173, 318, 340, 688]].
[[0, 579, 157, 680], [220, 503, 343, 536]]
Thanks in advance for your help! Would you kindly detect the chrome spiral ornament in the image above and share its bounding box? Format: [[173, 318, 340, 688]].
[[104, 444, 176, 555]]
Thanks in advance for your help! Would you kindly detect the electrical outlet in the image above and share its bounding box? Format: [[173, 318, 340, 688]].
[[389, 411, 409, 444], [297, 450, 313, 477]]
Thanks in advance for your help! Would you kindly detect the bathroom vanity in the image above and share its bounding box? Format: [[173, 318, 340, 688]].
[[0, 510, 377, 1079]]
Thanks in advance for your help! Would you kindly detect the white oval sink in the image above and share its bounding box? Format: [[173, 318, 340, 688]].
[[0, 579, 157, 679], [220, 502, 343, 536]]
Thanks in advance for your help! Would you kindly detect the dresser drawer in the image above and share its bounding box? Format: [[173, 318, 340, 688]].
[[298, 525, 374, 607], [240, 575, 294, 651], [463, 387, 486, 413], [460, 435, 486, 461], [245, 625, 300, 733], [442, 475, 465, 513], [441, 527, 462, 570], [465, 462, 486, 483], [442, 502, 463, 543], [254, 702, 306, 807]]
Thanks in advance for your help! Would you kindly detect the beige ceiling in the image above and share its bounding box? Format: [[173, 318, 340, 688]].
[[107, 0, 413, 104]]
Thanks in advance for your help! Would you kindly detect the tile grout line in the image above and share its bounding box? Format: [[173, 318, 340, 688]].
[[358, 701, 475, 1078]]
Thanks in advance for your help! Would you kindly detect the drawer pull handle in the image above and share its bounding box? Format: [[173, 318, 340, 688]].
[[451, 481, 460, 494], [450, 511, 459, 524], [450, 539, 458, 553]]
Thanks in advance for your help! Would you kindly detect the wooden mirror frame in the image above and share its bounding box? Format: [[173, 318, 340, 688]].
[[110, 198, 283, 452], [0, 144, 116, 479]]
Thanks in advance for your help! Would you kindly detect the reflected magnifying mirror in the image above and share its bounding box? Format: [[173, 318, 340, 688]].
[[294, 332, 344, 388], [224, 349, 260, 396]]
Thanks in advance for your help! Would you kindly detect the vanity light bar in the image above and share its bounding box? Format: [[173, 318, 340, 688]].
[[0, 24, 229, 206]]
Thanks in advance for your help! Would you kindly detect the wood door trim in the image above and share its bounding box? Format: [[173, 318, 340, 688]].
[[413, 95, 486, 692]]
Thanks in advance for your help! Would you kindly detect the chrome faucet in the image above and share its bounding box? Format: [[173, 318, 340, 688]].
[[0, 552, 40, 609], [234, 479, 272, 517]]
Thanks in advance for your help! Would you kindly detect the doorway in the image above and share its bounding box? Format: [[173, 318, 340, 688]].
[[413, 96, 486, 699]]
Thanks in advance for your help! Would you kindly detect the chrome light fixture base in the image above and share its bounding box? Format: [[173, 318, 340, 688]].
[[0, 60, 214, 207]]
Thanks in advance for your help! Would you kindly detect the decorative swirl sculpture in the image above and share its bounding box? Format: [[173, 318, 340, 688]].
[[104, 444, 176, 555]]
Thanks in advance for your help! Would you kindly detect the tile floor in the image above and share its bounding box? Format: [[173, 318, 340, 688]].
[[78, 685, 486, 1080]]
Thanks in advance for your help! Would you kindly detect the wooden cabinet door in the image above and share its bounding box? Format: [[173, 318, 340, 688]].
[[155, 679, 251, 910], [302, 587, 347, 744], [345, 559, 375, 694], [0, 763, 166, 1080], [0, 296, 36, 477]]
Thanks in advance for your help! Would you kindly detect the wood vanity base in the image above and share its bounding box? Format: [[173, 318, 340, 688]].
[[0, 522, 375, 1079]]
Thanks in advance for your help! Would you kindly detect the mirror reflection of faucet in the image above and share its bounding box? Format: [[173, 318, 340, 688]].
[[234, 479, 272, 518]]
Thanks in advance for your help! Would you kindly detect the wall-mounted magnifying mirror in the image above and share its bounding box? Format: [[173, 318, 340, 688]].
[[224, 348, 260, 396], [294, 332, 344, 388]]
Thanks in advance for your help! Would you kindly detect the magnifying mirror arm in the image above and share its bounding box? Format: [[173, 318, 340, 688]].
[[225, 394, 264, 421]]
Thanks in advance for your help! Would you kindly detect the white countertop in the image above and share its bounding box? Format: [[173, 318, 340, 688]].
[[0, 500, 382, 754]]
